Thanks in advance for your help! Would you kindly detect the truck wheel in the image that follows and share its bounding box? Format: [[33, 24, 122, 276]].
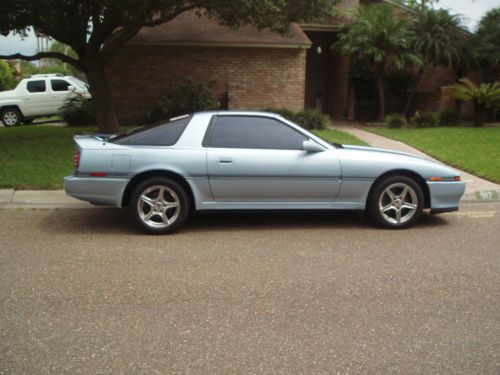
[[1, 108, 21, 127]]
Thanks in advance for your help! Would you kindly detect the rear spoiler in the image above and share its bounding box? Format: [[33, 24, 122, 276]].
[[73, 134, 119, 150]]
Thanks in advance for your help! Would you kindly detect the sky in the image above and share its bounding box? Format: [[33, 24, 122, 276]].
[[1, 0, 499, 56]]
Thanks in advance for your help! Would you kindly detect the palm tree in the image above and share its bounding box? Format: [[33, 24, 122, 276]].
[[473, 8, 500, 67], [334, 4, 421, 120], [450, 78, 500, 127], [404, 8, 470, 116]]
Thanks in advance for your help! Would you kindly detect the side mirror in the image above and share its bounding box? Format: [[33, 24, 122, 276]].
[[302, 139, 325, 153], [68, 85, 76, 92]]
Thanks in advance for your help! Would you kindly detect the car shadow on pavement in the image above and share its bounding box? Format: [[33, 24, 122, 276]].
[[38, 207, 450, 235]]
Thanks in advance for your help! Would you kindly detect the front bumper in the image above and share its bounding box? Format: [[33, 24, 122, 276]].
[[427, 181, 465, 211], [63, 175, 129, 207]]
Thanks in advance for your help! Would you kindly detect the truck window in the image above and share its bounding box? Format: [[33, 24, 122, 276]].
[[27, 80, 46, 93], [51, 79, 71, 92]]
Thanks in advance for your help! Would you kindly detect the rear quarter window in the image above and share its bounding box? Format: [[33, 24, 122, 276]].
[[111, 116, 191, 146], [26, 80, 46, 93]]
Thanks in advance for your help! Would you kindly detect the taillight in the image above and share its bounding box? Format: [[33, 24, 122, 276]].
[[73, 151, 80, 169]]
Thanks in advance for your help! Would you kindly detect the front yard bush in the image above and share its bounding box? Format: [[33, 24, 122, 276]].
[[438, 108, 461, 127], [61, 96, 95, 126], [262, 108, 329, 130], [384, 113, 407, 128], [143, 81, 219, 124], [410, 111, 438, 128]]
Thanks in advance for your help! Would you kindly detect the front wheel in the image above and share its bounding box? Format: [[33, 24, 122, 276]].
[[130, 178, 190, 234], [368, 175, 424, 229], [1, 108, 22, 127]]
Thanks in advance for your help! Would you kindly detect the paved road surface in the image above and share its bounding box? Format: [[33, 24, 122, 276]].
[[1, 204, 499, 374]]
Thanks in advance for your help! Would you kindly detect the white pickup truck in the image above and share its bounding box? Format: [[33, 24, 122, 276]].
[[0, 74, 91, 127]]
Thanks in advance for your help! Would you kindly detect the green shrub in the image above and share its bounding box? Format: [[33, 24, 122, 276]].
[[384, 113, 407, 128], [438, 108, 460, 127], [144, 81, 219, 124], [262, 108, 329, 130], [0, 60, 16, 91], [294, 109, 329, 130], [410, 111, 438, 128], [61, 96, 95, 126], [261, 108, 298, 123]]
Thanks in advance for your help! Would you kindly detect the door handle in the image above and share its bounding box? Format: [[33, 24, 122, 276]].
[[218, 157, 232, 164]]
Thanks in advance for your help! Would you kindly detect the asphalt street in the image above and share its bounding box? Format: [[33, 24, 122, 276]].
[[1, 203, 499, 374]]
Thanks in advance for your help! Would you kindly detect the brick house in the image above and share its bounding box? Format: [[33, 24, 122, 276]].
[[107, 0, 469, 124]]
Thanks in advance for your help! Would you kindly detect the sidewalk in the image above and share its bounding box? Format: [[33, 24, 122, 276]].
[[337, 123, 500, 202]]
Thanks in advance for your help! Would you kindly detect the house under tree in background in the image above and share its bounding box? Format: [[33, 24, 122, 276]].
[[107, 0, 486, 124]]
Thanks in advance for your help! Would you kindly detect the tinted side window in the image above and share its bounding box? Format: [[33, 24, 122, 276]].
[[51, 79, 71, 92], [112, 117, 190, 146], [209, 116, 306, 150], [26, 80, 46, 93]]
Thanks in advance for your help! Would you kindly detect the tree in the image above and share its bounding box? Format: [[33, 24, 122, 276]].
[[450, 78, 500, 127], [334, 3, 421, 120], [404, 8, 470, 116], [0, 60, 16, 91], [473, 8, 500, 69], [0, 1, 335, 132], [394, 0, 440, 12]]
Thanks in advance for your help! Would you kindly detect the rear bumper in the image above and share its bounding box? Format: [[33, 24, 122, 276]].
[[63, 175, 129, 207], [427, 181, 465, 211]]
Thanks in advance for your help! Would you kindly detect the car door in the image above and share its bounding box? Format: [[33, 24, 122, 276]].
[[23, 79, 51, 116], [206, 115, 341, 203], [49, 79, 74, 113]]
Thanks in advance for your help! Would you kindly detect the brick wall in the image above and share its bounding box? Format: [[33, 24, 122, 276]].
[[412, 65, 480, 117], [107, 46, 307, 124]]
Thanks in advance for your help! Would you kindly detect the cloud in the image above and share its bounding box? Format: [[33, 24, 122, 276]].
[[437, 0, 500, 30], [0, 29, 39, 56]]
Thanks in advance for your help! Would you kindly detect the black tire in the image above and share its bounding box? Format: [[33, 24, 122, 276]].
[[23, 119, 34, 125], [368, 175, 424, 229], [130, 177, 190, 234], [1, 108, 22, 127]]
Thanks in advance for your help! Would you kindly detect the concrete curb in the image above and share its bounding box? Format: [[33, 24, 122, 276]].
[[0, 189, 91, 209]]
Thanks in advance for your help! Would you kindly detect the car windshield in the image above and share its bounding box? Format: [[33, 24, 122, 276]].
[[304, 131, 343, 148]]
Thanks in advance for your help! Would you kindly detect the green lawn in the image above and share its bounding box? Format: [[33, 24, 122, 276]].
[[0, 126, 98, 189], [1, 125, 367, 190], [312, 129, 369, 146], [369, 127, 500, 183]]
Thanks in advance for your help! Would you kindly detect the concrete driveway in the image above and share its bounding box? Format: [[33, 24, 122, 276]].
[[1, 203, 499, 374]]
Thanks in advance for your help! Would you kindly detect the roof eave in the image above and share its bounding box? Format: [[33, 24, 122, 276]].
[[127, 40, 311, 49]]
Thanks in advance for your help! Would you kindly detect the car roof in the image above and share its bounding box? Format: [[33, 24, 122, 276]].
[[195, 110, 280, 117]]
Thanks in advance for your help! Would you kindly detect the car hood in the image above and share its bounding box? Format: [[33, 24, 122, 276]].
[[338, 144, 461, 178], [0, 89, 15, 98], [341, 144, 428, 161]]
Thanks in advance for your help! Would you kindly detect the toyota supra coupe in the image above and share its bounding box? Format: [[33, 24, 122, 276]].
[[64, 111, 465, 234]]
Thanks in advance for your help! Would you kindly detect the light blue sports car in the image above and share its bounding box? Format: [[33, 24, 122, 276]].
[[64, 111, 465, 234]]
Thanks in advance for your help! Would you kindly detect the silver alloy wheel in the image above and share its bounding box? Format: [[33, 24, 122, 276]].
[[378, 182, 418, 225], [3, 111, 19, 126], [137, 185, 181, 228]]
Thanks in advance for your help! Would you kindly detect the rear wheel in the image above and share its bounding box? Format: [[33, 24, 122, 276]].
[[1, 108, 21, 127], [368, 175, 424, 229], [130, 177, 190, 234]]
